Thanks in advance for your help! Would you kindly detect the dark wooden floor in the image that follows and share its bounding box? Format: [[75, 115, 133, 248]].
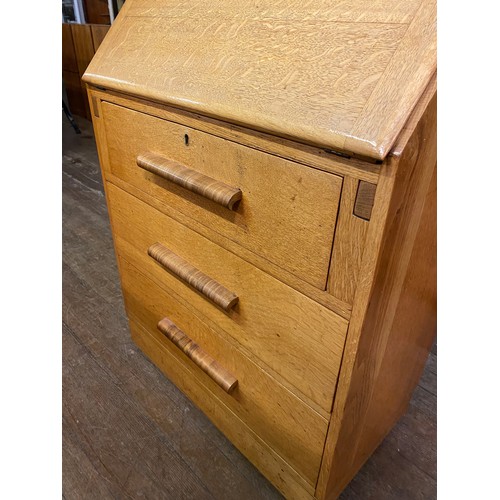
[[62, 113, 437, 500]]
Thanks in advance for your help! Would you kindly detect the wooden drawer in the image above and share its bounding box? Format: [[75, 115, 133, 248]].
[[107, 183, 348, 413], [119, 256, 328, 486], [101, 101, 343, 290]]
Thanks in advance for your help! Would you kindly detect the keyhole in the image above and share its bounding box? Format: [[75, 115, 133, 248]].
[[184, 134, 189, 146]]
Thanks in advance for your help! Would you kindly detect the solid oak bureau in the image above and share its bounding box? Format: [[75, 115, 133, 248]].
[[83, 0, 437, 498]]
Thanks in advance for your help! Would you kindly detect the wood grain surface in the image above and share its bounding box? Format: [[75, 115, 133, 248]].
[[83, 0, 436, 159], [157, 318, 238, 393], [63, 112, 436, 500], [353, 181, 377, 221], [130, 320, 315, 500], [90, 86, 381, 182], [101, 101, 343, 290], [391, 71, 437, 157], [327, 177, 370, 304], [137, 152, 242, 210], [120, 257, 328, 488], [317, 91, 437, 499], [105, 182, 348, 415], [148, 242, 239, 312], [127, 0, 422, 23]]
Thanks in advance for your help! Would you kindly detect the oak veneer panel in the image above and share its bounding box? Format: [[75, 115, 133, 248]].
[[317, 93, 437, 499], [129, 319, 315, 500], [102, 101, 343, 290], [84, 0, 436, 159], [119, 257, 328, 486], [391, 71, 437, 157], [328, 177, 370, 305], [90, 92, 352, 318], [344, 1, 437, 158], [128, 0, 422, 23], [91, 86, 380, 184], [106, 182, 348, 414], [83, 1, 437, 495]]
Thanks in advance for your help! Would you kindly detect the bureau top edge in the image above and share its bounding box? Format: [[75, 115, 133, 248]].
[[82, 0, 436, 161]]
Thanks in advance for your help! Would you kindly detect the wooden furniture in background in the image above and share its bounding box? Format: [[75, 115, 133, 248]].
[[83, 0, 436, 498], [62, 23, 109, 119], [82, 0, 111, 24]]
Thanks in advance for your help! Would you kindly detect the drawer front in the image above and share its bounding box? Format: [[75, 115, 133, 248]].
[[119, 257, 328, 485], [102, 101, 342, 290], [107, 183, 348, 413]]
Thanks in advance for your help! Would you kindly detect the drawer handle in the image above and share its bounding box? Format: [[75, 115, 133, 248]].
[[148, 242, 239, 311], [137, 152, 242, 210], [157, 318, 238, 394]]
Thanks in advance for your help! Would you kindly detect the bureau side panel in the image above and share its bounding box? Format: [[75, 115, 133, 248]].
[[316, 93, 437, 499]]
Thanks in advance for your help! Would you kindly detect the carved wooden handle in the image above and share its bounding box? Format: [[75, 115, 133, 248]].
[[148, 242, 239, 311], [137, 152, 242, 210], [157, 318, 238, 393]]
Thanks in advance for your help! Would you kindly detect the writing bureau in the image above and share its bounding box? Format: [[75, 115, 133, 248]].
[[83, 0, 437, 498]]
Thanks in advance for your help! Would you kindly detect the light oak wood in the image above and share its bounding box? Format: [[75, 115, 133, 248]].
[[101, 101, 343, 290], [343, 1, 436, 158], [102, 161, 352, 318], [85, 2, 437, 495], [327, 177, 370, 305], [137, 152, 242, 210], [130, 319, 315, 500], [317, 93, 437, 499], [83, 0, 435, 159], [66, 109, 436, 499], [148, 242, 239, 312], [391, 71, 437, 157], [157, 317, 238, 393], [119, 257, 328, 488], [90, 86, 381, 181], [127, 0, 422, 23], [90, 91, 358, 316], [106, 182, 348, 414]]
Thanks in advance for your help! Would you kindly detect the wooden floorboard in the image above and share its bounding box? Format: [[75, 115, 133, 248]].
[[62, 113, 436, 499]]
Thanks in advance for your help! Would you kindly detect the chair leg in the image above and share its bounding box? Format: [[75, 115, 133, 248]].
[[63, 100, 81, 134]]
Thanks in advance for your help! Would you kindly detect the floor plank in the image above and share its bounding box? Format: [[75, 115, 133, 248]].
[[62, 113, 436, 499]]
